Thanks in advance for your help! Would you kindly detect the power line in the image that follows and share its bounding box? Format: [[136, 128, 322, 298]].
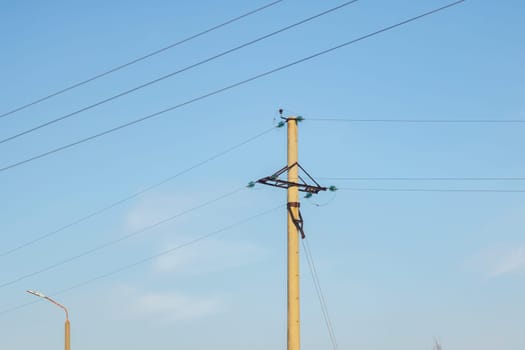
[[0, 0, 284, 120], [338, 187, 525, 193], [0, 186, 245, 289], [0, 205, 283, 316], [306, 118, 525, 123], [0, 0, 360, 144], [0, 0, 466, 173], [321, 177, 525, 181], [302, 237, 339, 350], [0, 126, 276, 257]]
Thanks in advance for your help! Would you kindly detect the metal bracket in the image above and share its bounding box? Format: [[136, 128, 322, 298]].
[[287, 202, 305, 239], [256, 162, 327, 194]]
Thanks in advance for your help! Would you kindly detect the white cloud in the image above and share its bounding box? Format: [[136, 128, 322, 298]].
[[466, 245, 525, 278], [488, 246, 525, 277], [135, 291, 224, 321], [153, 238, 266, 275], [124, 193, 195, 231], [108, 285, 225, 322]]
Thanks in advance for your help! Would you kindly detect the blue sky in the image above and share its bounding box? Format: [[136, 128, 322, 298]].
[[1, 1, 524, 349]]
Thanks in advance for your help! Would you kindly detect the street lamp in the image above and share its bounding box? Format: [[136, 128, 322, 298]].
[[27, 290, 70, 350]]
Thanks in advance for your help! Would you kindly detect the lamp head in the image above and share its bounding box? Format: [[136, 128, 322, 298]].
[[27, 290, 47, 298]]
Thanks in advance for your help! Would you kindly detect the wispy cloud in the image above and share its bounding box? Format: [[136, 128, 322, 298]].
[[153, 238, 266, 275], [135, 291, 225, 321], [487, 246, 525, 277], [124, 193, 196, 231], [466, 245, 525, 278], [108, 285, 225, 322]]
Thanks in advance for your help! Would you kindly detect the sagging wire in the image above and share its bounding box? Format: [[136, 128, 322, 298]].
[[302, 236, 339, 350]]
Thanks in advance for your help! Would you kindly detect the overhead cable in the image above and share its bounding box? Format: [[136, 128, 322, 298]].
[[307, 118, 525, 123], [338, 188, 525, 193], [302, 237, 339, 350], [0, 0, 360, 144], [0, 187, 245, 289], [0, 126, 276, 258], [321, 177, 525, 181], [0, 205, 282, 316], [0, 0, 284, 120], [0, 0, 466, 173]]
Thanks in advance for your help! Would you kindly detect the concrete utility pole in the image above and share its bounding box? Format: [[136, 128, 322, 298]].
[[287, 116, 300, 350], [255, 111, 327, 350]]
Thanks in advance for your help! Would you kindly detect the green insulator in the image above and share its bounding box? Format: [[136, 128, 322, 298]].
[[304, 193, 313, 199], [277, 121, 285, 128], [247, 181, 255, 188], [270, 175, 278, 180], [329, 185, 338, 192], [297, 116, 304, 122]]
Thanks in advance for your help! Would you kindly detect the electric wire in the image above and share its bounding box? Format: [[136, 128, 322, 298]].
[[306, 118, 525, 123], [302, 237, 339, 350], [0, 205, 283, 316], [0, 0, 360, 144], [0, 186, 246, 289], [0, 126, 276, 258], [320, 177, 525, 181], [303, 238, 338, 350], [0, 0, 284, 120], [338, 188, 525, 193], [0, 0, 466, 173]]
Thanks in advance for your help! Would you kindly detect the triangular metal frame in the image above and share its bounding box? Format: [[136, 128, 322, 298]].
[[256, 162, 327, 194]]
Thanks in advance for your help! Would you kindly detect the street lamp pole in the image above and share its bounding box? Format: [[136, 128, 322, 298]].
[[27, 290, 70, 350]]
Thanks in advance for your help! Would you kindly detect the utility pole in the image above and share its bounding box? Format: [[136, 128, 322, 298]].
[[255, 110, 327, 350], [287, 116, 300, 350]]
